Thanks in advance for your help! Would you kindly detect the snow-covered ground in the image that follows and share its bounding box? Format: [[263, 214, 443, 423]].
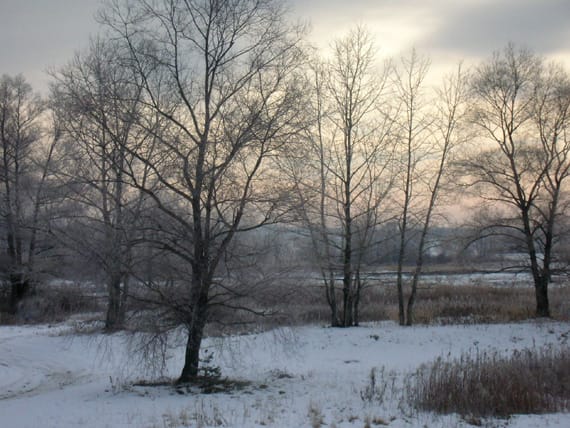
[[305, 271, 541, 288], [1, 320, 570, 427]]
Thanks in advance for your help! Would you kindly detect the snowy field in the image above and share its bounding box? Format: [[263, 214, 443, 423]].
[[1, 320, 570, 427], [302, 271, 542, 289]]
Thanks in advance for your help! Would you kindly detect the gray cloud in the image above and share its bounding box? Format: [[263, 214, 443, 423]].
[[1, 0, 569, 93], [421, 0, 570, 57], [0, 0, 101, 91]]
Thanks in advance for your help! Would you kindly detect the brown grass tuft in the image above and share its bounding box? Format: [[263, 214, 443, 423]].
[[406, 345, 570, 417]]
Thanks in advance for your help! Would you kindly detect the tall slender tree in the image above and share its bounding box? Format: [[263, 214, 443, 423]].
[[0, 75, 50, 313], [51, 38, 150, 330], [405, 64, 468, 325], [391, 52, 468, 326], [288, 27, 395, 327], [392, 49, 432, 326]]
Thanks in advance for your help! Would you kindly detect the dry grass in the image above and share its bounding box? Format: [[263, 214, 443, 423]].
[[4, 273, 570, 329], [0, 283, 103, 325], [406, 345, 570, 417], [272, 280, 570, 327]]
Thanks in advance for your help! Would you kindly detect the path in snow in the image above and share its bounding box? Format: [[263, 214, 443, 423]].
[[0, 326, 91, 400]]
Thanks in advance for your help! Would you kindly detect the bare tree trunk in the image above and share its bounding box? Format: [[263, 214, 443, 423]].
[[342, 220, 353, 327], [406, 259, 421, 326], [395, 138, 412, 327], [324, 276, 340, 327], [119, 270, 129, 326], [522, 206, 551, 318], [178, 283, 209, 383], [342, 118, 354, 327], [342, 285, 353, 327], [105, 272, 125, 330], [535, 276, 550, 317], [353, 270, 362, 326], [179, 321, 205, 381], [395, 232, 407, 326], [9, 273, 28, 314]]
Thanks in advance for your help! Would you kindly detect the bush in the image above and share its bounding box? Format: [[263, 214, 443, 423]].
[[12, 285, 102, 324], [406, 345, 570, 417]]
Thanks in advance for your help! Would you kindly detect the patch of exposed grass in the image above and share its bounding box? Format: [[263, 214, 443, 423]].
[[405, 345, 570, 417], [132, 375, 253, 395], [178, 376, 252, 394], [274, 281, 570, 327], [4, 273, 570, 329]]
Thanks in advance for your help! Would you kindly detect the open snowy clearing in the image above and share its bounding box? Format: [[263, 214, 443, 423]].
[[1, 320, 570, 427]]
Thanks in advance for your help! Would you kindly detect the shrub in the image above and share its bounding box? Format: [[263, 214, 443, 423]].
[[406, 345, 570, 417], [360, 367, 396, 404], [13, 285, 102, 324], [308, 402, 324, 428]]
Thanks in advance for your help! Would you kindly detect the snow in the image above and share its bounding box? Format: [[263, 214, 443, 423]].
[[1, 320, 570, 427]]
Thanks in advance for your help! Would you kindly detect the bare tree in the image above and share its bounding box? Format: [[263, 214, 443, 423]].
[[405, 64, 468, 325], [51, 37, 150, 330], [0, 75, 58, 313], [287, 27, 395, 327], [390, 52, 469, 326], [463, 44, 570, 317], [392, 49, 432, 326], [100, 0, 305, 381]]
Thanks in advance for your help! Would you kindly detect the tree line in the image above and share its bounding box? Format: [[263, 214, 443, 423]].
[[1, 0, 569, 383]]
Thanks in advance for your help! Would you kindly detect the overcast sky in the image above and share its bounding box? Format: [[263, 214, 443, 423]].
[[1, 0, 569, 93]]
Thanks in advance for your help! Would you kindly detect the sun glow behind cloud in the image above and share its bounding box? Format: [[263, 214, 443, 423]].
[[0, 0, 569, 92], [293, 0, 570, 80], [295, 0, 439, 56]]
